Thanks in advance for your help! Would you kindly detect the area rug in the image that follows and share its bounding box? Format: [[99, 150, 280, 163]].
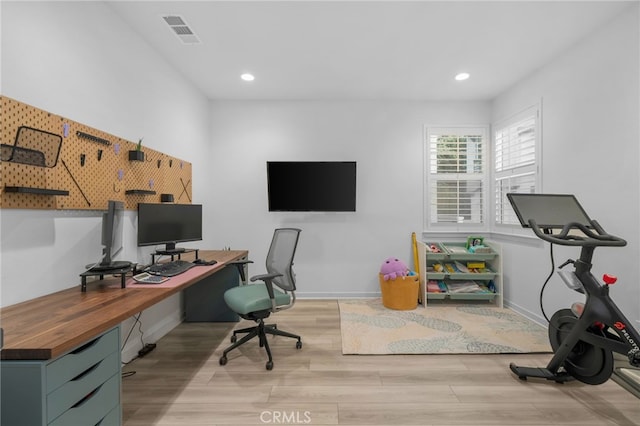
[[339, 299, 551, 354]]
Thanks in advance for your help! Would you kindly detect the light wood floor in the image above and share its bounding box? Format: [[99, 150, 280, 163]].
[[122, 300, 640, 425]]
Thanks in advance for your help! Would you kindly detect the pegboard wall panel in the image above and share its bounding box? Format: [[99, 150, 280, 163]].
[[1, 97, 60, 208], [122, 153, 192, 209], [0, 163, 58, 209], [1, 96, 192, 210], [55, 117, 132, 209], [165, 159, 193, 203]]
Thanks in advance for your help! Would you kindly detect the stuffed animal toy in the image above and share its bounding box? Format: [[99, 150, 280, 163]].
[[380, 257, 409, 281]]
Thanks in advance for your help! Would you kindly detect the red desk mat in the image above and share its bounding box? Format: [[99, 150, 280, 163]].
[[109, 262, 224, 289]]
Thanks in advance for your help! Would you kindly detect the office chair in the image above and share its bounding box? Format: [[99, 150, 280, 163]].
[[219, 228, 302, 370]]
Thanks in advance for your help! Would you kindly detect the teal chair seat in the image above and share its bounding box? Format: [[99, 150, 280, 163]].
[[224, 283, 291, 316]]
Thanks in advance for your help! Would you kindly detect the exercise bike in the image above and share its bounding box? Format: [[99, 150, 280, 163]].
[[507, 193, 640, 387]]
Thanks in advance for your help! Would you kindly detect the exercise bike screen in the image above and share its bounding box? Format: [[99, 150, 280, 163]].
[[507, 193, 593, 229]]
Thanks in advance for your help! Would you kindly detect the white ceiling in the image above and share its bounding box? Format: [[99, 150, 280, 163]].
[[108, 1, 635, 101]]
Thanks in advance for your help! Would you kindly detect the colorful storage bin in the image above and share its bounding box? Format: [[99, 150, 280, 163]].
[[379, 273, 419, 310]]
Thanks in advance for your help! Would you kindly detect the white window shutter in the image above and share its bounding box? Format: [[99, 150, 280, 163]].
[[425, 128, 487, 227], [493, 104, 541, 226]]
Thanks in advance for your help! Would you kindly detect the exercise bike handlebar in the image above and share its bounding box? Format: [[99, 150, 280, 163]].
[[528, 219, 627, 247]]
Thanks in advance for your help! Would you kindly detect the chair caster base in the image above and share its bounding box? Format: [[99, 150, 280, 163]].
[[266, 361, 273, 370], [219, 356, 228, 366]]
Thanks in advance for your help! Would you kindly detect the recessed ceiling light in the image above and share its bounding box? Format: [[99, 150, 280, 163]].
[[455, 72, 470, 81], [241, 73, 255, 82]]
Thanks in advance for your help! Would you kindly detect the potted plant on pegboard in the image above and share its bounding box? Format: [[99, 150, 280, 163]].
[[129, 138, 145, 161]]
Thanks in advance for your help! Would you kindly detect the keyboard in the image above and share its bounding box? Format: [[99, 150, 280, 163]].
[[147, 260, 196, 277]]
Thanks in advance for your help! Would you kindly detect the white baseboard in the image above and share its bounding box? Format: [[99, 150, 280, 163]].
[[298, 292, 381, 299], [503, 300, 547, 327]]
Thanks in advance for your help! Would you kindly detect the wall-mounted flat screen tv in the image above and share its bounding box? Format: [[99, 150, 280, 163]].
[[267, 161, 357, 212]]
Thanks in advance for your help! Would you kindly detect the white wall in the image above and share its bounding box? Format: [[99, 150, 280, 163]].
[[207, 4, 640, 328], [0, 1, 211, 359], [492, 5, 640, 326], [207, 101, 490, 296]]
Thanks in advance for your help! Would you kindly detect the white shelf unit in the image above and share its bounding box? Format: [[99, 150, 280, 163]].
[[417, 240, 502, 308]]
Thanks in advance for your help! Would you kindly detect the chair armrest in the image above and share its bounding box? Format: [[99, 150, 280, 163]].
[[251, 272, 282, 311], [228, 260, 254, 282], [250, 272, 282, 282], [229, 260, 254, 265]]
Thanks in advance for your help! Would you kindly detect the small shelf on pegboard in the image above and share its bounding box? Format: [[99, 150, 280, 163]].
[[125, 189, 156, 195], [4, 186, 69, 196]]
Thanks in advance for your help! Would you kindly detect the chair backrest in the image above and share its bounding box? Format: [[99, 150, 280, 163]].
[[265, 228, 301, 292]]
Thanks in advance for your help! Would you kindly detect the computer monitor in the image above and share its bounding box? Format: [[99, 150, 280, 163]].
[[507, 193, 593, 229], [91, 200, 131, 271], [137, 203, 203, 253]]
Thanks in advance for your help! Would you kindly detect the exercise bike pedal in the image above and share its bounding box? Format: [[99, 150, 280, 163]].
[[509, 363, 573, 383]]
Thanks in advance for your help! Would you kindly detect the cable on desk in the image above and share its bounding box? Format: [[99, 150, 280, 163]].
[[121, 312, 144, 351], [121, 312, 145, 367]]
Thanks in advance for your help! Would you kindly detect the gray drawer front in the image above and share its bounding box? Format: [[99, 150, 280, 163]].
[[46, 327, 119, 393], [97, 404, 121, 426], [49, 373, 119, 426], [0, 363, 47, 426], [47, 351, 119, 423]]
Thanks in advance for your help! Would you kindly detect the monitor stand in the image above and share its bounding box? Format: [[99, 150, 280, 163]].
[[156, 242, 186, 255], [155, 249, 186, 255], [80, 262, 133, 292], [151, 248, 199, 264], [86, 260, 132, 272]]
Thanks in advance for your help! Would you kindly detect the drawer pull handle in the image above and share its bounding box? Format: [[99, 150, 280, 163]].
[[72, 383, 102, 408], [70, 336, 100, 354], [94, 410, 114, 426], [71, 360, 101, 381]]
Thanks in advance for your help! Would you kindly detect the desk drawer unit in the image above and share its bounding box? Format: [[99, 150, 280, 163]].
[[1, 326, 122, 426]]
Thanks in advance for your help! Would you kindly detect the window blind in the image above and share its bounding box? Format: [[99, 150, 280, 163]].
[[495, 115, 536, 173], [426, 129, 486, 226], [495, 172, 536, 225], [493, 105, 540, 226]]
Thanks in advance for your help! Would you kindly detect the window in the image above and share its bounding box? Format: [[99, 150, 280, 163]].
[[424, 127, 488, 228], [493, 104, 541, 227]]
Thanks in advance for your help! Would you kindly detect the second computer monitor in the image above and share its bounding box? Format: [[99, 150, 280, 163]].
[[137, 203, 202, 253]]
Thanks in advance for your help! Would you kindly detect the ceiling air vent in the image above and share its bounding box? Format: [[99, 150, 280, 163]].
[[162, 15, 201, 45]]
